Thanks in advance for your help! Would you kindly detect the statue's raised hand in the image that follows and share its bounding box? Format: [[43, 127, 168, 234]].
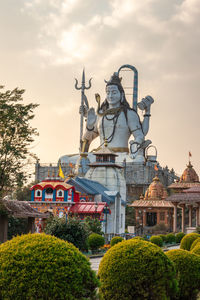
[[87, 108, 97, 130]]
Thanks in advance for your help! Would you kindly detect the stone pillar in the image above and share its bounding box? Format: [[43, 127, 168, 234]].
[[27, 217, 35, 233], [188, 205, 193, 227], [164, 210, 168, 226], [181, 204, 185, 233], [143, 211, 146, 226], [173, 203, 178, 233], [157, 210, 160, 225], [0, 215, 8, 243], [196, 205, 199, 227]]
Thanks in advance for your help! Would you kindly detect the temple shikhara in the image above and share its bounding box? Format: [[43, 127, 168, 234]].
[[30, 64, 199, 236]]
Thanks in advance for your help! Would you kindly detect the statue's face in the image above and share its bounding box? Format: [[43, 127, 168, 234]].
[[106, 85, 121, 107]]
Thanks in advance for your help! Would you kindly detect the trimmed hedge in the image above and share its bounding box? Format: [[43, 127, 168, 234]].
[[110, 236, 123, 247], [191, 243, 200, 256], [88, 233, 105, 251], [0, 233, 99, 299], [98, 239, 177, 300], [175, 232, 185, 244], [166, 249, 200, 300], [180, 233, 200, 251], [150, 235, 163, 247], [159, 234, 166, 242], [165, 233, 176, 244], [191, 237, 200, 251]]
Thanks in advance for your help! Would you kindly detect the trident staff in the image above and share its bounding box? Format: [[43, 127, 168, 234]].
[[75, 69, 92, 152]]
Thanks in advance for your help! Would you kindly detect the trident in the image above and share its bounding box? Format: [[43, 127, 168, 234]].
[[75, 69, 92, 152]]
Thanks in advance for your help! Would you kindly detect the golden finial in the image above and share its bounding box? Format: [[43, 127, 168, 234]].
[[104, 139, 108, 147]]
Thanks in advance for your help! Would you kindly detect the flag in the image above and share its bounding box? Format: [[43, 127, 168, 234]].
[[69, 163, 74, 168], [189, 151, 192, 157], [58, 163, 65, 179], [154, 164, 158, 171]]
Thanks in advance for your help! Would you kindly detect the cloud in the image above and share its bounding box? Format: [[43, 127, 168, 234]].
[[0, 0, 200, 175]]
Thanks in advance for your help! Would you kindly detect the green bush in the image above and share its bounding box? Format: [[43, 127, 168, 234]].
[[159, 234, 167, 242], [191, 243, 200, 255], [44, 216, 89, 251], [88, 233, 105, 251], [165, 233, 176, 244], [110, 236, 123, 247], [98, 239, 177, 300], [0, 233, 99, 299], [190, 237, 200, 251], [175, 232, 185, 244], [180, 233, 200, 251], [150, 235, 163, 247], [166, 249, 200, 300], [84, 216, 103, 235]]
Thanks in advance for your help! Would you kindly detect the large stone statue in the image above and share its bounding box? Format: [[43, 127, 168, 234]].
[[81, 72, 154, 162]]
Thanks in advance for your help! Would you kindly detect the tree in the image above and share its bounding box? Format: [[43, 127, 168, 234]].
[[44, 216, 89, 251], [0, 86, 38, 197], [84, 216, 103, 235]]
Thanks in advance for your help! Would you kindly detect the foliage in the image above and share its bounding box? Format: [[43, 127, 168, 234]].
[[150, 235, 163, 247], [84, 216, 103, 235], [88, 233, 105, 251], [191, 243, 200, 255], [190, 237, 200, 251], [195, 226, 200, 234], [175, 232, 185, 244], [44, 216, 89, 251], [0, 201, 8, 216], [159, 234, 167, 242], [98, 239, 178, 300], [165, 233, 176, 244], [14, 183, 33, 201], [8, 216, 28, 240], [151, 223, 169, 234], [166, 249, 200, 300], [180, 233, 200, 251], [0, 86, 38, 197], [110, 236, 123, 247], [0, 233, 99, 299]]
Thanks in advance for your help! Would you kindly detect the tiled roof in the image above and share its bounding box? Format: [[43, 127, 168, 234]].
[[66, 177, 114, 204], [130, 200, 174, 208], [168, 182, 200, 189]]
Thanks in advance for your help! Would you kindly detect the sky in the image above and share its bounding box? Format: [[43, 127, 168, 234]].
[[0, 0, 200, 177]]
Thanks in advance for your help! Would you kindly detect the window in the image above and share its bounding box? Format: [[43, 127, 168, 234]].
[[46, 188, 53, 194], [35, 190, 41, 197], [57, 190, 64, 197]]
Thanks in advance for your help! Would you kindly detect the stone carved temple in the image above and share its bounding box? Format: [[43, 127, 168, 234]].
[[167, 161, 200, 233], [131, 175, 174, 231]]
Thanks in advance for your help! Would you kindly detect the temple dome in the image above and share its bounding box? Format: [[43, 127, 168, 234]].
[[144, 176, 168, 200], [180, 161, 199, 183]]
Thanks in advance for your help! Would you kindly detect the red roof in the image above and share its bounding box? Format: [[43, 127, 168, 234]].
[[69, 202, 111, 214]]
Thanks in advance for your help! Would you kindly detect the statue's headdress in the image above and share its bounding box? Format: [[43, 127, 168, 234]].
[[105, 72, 124, 94]]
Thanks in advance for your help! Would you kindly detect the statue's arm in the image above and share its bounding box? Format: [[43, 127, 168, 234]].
[[82, 108, 99, 152], [127, 110, 144, 144]]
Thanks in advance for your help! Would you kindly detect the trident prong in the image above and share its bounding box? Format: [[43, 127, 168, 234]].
[[75, 69, 92, 152]]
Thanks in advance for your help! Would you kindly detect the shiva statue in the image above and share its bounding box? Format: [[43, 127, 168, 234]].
[[81, 71, 154, 162]]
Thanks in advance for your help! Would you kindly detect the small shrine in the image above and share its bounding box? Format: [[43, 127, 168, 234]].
[[30, 173, 111, 233], [167, 161, 200, 233], [130, 176, 174, 231]]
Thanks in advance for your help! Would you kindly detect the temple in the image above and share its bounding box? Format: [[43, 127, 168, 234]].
[[130, 175, 174, 233], [167, 161, 200, 233]]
